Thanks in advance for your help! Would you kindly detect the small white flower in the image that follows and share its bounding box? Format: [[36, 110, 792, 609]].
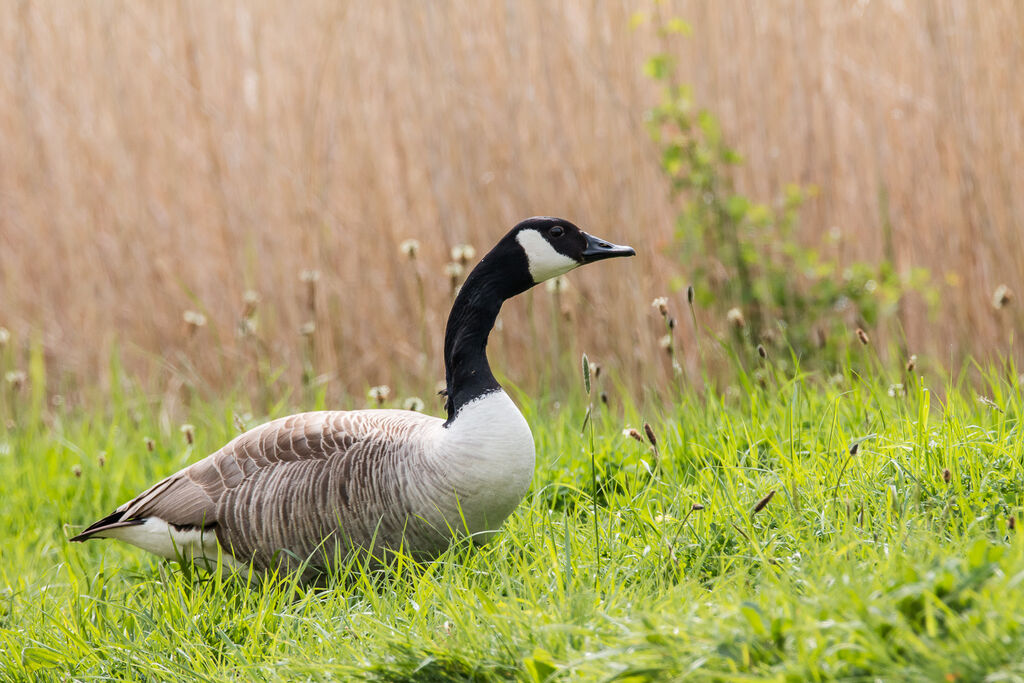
[[183, 310, 207, 327], [659, 334, 672, 350], [993, 284, 1012, 309], [300, 269, 321, 283], [238, 318, 258, 337], [451, 244, 476, 264], [545, 276, 569, 294], [243, 290, 261, 306], [444, 262, 465, 281], [400, 239, 421, 259], [403, 397, 425, 412], [0, 327, 9, 346], [368, 385, 391, 405], [299, 321, 316, 336], [651, 297, 669, 316], [5, 370, 26, 387], [887, 383, 905, 397]]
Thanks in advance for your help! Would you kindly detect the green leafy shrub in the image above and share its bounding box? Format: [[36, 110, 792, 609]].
[[641, 15, 932, 373]]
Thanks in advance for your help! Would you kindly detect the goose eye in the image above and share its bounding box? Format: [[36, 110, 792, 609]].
[[549, 226, 564, 238]]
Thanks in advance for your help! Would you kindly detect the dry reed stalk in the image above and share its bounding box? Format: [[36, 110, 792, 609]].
[[0, 1, 1020, 402]]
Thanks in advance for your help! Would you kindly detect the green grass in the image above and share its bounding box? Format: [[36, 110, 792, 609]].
[[2, 364, 1023, 681]]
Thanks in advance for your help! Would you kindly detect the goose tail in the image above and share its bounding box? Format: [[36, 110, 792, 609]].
[[69, 510, 144, 542]]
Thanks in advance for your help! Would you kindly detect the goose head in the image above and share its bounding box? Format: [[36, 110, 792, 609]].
[[498, 216, 635, 290], [443, 217, 634, 420]]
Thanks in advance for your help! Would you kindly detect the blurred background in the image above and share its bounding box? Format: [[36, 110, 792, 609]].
[[0, 0, 1021, 411]]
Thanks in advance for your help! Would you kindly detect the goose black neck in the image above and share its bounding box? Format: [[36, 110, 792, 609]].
[[442, 242, 532, 425]]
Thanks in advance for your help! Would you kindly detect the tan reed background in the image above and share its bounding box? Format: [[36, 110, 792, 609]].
[[1, 0, 1021, 406]]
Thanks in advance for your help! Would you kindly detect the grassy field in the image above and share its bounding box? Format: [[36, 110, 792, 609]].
[[2, 359, 1023, 681]]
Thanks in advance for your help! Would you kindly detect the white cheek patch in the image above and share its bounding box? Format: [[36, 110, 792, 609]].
[[515, 229, 579, 283]]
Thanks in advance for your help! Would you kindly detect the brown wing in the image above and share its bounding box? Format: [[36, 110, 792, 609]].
[[72, 410, 443, 571]]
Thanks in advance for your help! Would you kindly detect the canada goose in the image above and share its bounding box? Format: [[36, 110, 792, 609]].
[[71, 217, 635, 575]]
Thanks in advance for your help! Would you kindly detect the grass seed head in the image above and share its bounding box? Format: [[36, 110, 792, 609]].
[[600, 390, 608, 406], [752, 489, 775, 515], [727, 307, 745, 329], [403, 396, 425, 412], [856, 328, 870, 345], [300, 270, 319, 312], [651, 297, 669, 317], [183, 310, 207, 333], [72, 464, 82, 478], [546, 275, 569, 294], [369, 385, 391, 406], [145, 437, 155, 452], [242, 290, 260, 318], [757, 344, 767, 359], [299, 321, 316, 337], [977, 395, 1002, 412], [906, 354, 917, 373], [623, 427, 643, 443], [0, 326, 9, 346], [849, 442, 859, 456], [444, 262, 465, 292], [451, 244, 476, 265], [5, 370, 26, 390], [400, 238, 421, 260], [643, 422, 658, 447], [581, 354, 592, 395], [659, 334, 672, 351], [993, 284, 1012, 309], [180, 424, 194, 445], [691, 503, 705, 511], [687, 285, 694, 304], [1010, 516, 1016, 531], [238, 317, 258, 337], [943, 468, 951, 484]]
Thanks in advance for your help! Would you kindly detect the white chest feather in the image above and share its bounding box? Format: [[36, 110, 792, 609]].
[[431, 390, 535, 538], [516, 229, 578, 283]]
